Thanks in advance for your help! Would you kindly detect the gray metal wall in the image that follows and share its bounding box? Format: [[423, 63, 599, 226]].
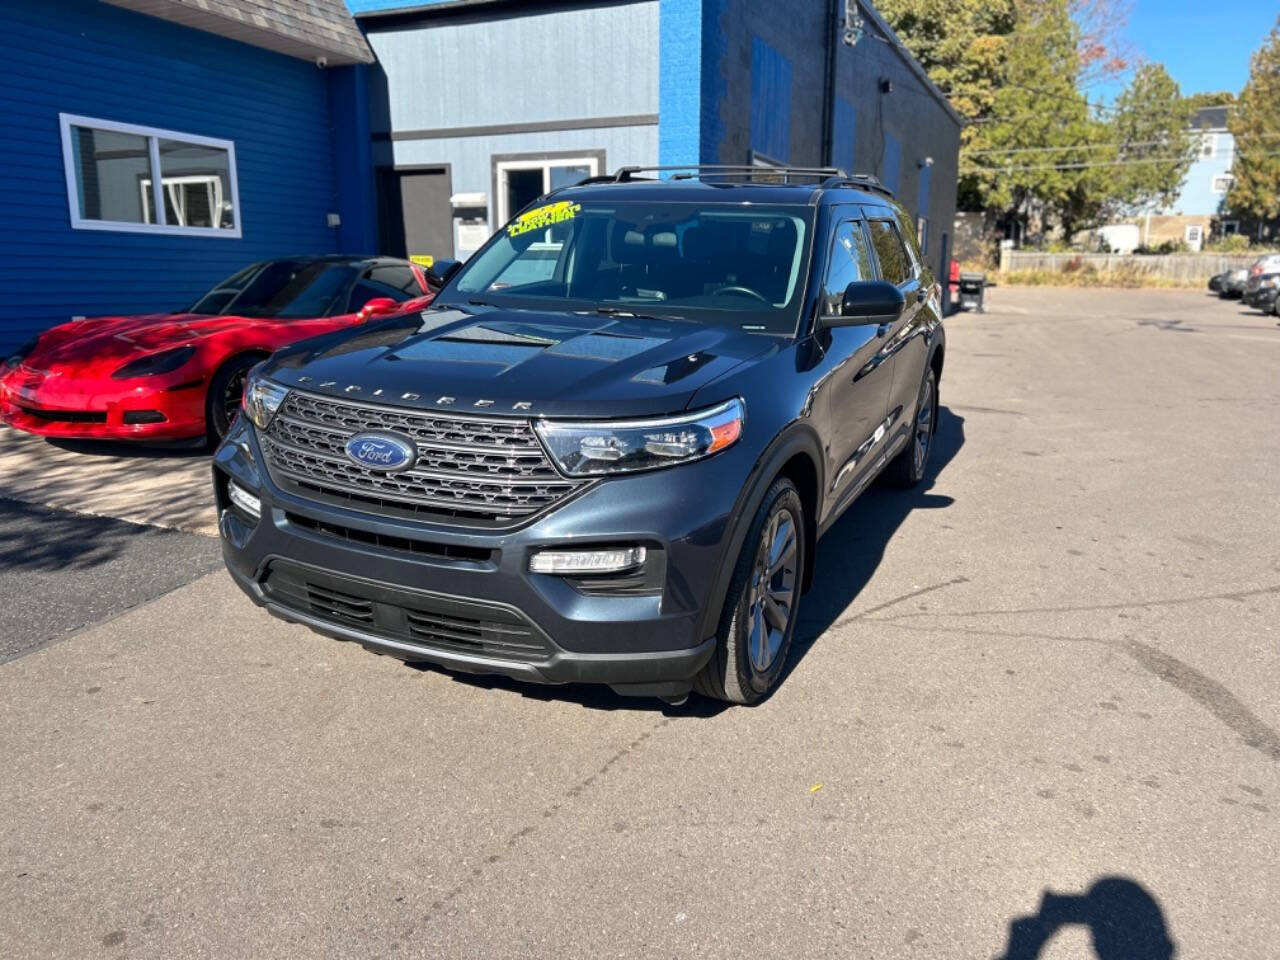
[[365, 0, 659, 226]]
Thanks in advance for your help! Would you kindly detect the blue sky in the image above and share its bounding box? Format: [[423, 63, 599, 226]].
[[1096, 0, 1277, 102]]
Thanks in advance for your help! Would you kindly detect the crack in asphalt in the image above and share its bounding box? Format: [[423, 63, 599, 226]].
[[402, 715, 674, 937], [867, 582, 1280, 623], [861, 579, 1280, 764]]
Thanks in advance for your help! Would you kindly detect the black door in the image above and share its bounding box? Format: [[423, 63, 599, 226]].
[[377, 166, 454, 261], [821, 211, 897, 507]]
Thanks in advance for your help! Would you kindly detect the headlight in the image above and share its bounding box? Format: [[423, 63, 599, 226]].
[[535, 398, 744, 476], [5, 336, 40, 370], [111, 345, 196, 379], [241, 371, 289, 429]]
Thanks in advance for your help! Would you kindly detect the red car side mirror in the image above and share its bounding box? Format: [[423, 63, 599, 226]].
[[358, 297, 398, 321]]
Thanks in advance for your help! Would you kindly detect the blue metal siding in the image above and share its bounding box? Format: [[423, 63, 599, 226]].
[[0, 0, 364, 353], [832, 98, 856, 174], [881, 130, 901, 194], [916, 162, 931, 215], [749, 35, 791, 163]]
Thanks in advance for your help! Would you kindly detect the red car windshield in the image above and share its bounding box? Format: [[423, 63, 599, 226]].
[[189, 262, 358, 319]]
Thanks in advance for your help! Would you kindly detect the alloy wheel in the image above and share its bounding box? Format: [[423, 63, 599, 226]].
[[912, 376, 935, 475], [746, 508, 798, 673]]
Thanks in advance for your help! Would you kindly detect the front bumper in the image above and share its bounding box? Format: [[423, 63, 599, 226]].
[[1244, 287, 1278, 310], [0, 366, 206, 440], [213, 417, 749, 696]]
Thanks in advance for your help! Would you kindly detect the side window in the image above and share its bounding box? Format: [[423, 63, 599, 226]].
[[368, 266, 419, 295], [821, 221, 875, 314], [347, 267, 419, 313], [868, 220, 912, 286]]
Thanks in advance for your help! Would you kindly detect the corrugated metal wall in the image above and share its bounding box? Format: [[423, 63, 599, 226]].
[[0, 0, 357, 353]]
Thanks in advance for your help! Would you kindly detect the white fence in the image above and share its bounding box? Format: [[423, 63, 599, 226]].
[[1002, 251, 1257, 284]]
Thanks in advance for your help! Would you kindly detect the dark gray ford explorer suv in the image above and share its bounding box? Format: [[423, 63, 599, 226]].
[[215, 166, 946, 705]]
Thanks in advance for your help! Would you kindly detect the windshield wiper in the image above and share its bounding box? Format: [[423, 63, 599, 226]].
[[588, 305, 690, 323]]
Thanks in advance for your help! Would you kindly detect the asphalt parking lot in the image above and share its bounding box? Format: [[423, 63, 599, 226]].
[[1, 286, 1277, 959]]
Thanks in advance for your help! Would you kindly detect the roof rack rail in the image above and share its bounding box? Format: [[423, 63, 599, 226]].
[[819, 173, 895, 198], [609, 164, 847, 184]]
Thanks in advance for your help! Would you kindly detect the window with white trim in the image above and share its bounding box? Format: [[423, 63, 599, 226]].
[[1210, 174, 1235, 195], [1200, 134, 1215, 158], [59, 114, 241, 237]]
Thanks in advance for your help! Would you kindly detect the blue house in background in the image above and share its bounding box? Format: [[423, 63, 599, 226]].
[[0, 0, 377, 353]]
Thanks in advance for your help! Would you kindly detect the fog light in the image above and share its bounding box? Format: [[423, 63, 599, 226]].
[[529, 546, 646, 575], [227, 480, 261, 520]]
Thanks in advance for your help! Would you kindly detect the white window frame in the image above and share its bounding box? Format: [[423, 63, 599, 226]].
[[1200, 134, 1215, 159], [494, 155, 601, 227], [59, 113, 242, 238], [1210, 174, 1235, 195]]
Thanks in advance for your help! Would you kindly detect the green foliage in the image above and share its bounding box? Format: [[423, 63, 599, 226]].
[[879, 0, 1196, 242], [1227, 17, 1280, 219], [1207, 234, 1253, 253], [1186, 90, 1236, 111]]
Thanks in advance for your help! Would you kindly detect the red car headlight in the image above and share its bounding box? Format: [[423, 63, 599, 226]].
[[111, 346, 196, 379]]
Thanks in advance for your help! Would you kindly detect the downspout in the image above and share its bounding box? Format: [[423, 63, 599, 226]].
[[821, 0, 840, 168]]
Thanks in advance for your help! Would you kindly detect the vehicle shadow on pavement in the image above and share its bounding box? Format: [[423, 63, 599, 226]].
[[46, 437, 210, 459], [995, 876, 1176, 959], [0, 496, 153, 572], [785, 405, 965, 680]]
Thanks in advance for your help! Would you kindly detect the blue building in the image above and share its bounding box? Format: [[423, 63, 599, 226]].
[[354, 0, 960, 277], [0, 0, 960, 354], [0, 0, 378, 353]]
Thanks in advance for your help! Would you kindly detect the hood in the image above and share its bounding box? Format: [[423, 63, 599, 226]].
[[264, 306, 781, 418], [26, 312, 263, 372]]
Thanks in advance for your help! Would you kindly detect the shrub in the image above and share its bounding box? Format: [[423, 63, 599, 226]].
[[1209, 234, 1252, 253]]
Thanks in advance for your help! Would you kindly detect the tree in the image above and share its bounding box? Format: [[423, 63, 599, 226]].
[[1106, 65, 1196, 213], [1227, 17, 1280, 221]]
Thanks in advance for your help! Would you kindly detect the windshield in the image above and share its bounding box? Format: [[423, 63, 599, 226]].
[[189, 261, 358, 318], [442, 200, 813, 334]]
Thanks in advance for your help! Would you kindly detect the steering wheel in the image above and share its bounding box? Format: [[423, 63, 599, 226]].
[[712, 285, 771, 304]]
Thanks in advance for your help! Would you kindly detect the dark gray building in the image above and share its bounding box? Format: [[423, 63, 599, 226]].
[[352, 0, 960, 280]]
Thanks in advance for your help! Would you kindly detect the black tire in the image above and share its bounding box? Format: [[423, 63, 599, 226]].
[[206, 354, 263, 443], [884, 366, 938, 488], [694, 477, 805, 705]]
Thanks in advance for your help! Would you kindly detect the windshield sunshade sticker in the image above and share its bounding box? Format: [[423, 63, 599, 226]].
[[507, 201, 581, 238]]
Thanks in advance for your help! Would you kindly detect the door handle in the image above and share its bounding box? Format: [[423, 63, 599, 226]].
[[916, 287, 927, 302]]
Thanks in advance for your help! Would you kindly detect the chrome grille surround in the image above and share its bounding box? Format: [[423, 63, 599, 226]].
[[261, 391, 585, 525]]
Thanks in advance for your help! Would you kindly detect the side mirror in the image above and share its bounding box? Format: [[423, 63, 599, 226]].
[[357, 296, 398, 321], [819, 281, 905, 328], [425, 259, 462, 290]]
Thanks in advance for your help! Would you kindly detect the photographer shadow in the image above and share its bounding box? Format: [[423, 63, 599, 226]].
[[997, 877, 1176, 960]]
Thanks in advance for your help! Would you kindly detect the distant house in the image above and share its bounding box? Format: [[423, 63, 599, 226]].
[[1143, 106, 1237, 250]]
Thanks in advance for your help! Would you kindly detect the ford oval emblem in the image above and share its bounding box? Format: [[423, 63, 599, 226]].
[[344, 432, 417, 473]]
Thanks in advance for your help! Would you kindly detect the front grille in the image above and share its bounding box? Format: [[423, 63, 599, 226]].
[[17, 405, 107, 424], [262, 391, 584, 526], [285, 511, 494, 563], [262, 562, 553, 662]]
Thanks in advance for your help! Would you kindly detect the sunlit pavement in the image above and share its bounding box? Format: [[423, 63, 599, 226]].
[[1, 286, 1277, 958]]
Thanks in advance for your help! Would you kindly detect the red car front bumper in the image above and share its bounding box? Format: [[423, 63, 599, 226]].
[[0, 365, 208, 441]]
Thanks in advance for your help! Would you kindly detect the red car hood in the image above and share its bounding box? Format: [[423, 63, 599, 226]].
[[23, 312, 268, 372]]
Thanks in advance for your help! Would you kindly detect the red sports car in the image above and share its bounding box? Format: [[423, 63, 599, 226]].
[[1, 256, 434, 443]]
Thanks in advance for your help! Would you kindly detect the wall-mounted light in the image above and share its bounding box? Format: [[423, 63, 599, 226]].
[[878, 77, 894, 94], [843, 0, 865, 46], [918, 156, 934, 169]]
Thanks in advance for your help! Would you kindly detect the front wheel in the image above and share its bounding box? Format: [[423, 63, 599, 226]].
[[206, 355, 262, 443], [694, 478, 806, 704]]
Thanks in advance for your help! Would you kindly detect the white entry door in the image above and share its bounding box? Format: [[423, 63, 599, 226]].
[[494, 156, 601, 228]]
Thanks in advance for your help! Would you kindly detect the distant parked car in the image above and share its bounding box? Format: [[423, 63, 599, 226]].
[[1219, 268, 1248, 299], [1, 256, 435, 443], [1244, 273, 1280, 314]]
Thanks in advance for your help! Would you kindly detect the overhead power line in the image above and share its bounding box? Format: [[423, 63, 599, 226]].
[[966, 132, 1278, 157], [961, 151, 1278, 174]]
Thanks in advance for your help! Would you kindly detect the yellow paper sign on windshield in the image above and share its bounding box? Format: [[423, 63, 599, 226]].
[[409, 254, 434, 267], [507, 201, 581, 238]]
